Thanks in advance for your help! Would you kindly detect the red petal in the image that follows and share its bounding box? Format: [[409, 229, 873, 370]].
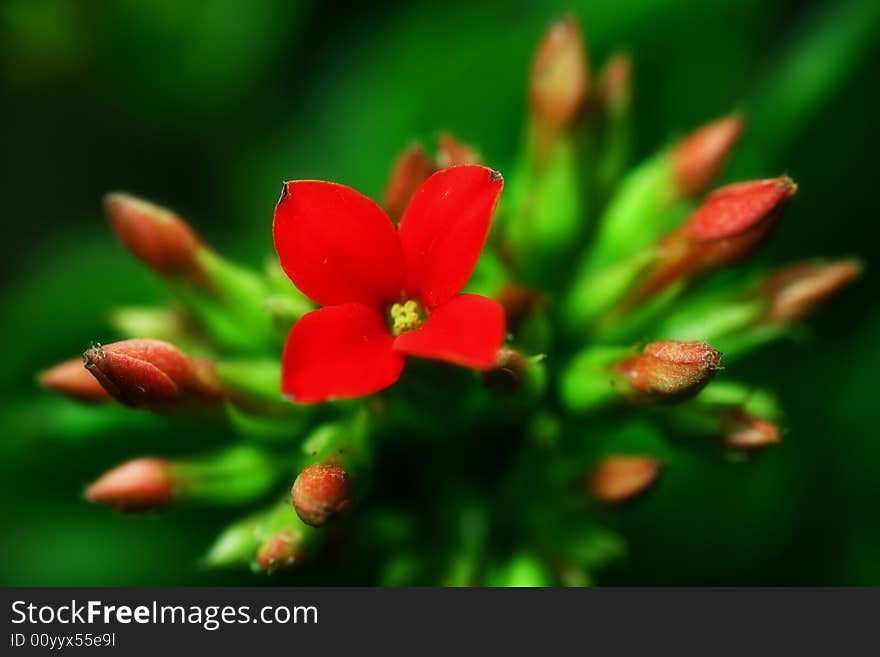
[[393, 294, 505, 369], [274, 181, 404, 307], [398, 166, 503, 309], [282, 304, 405, 403]]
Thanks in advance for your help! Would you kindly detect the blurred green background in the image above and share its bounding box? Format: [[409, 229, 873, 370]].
[[1, 0, 878, 585]]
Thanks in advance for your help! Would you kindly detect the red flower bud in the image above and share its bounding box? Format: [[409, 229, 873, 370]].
[[85, 457, 175, 511], [38, 357, 111, 403], [436, 133, 482, 168], [104, 192, 206, 283], [722, 409, 781, 450], [683, 177, 795, 246], [759, 259, 862, 324], [256, 530, 307, 573], [530, 16, 589, 133], [382, 144, 436, 224], [83, 339, 222, 412], [615, 340, 722, 402], [482, 348, 528, 396], [673, 115, 744, 198], [597, 52, 632, 117], [589, 455, 663, 504], [291, 463, 352, 527], [637, 177, 797, 300]]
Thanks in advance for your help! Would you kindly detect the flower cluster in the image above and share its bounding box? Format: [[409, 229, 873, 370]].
[[38, 16, 860, 584]]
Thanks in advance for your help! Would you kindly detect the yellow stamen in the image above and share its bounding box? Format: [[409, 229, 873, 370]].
[[389, 299, 425, 336]]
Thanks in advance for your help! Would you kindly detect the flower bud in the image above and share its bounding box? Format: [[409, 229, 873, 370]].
[[589, 455, 663, 504], [530, 16, 588, 133], [291, 463, 352, 527], [722, 409, 781, 450], [38, 357, 111, 403], [104, 192, 206, 283], [615, 340, 722, 402], [759, 259, 862, 324], [256, 530, 307, 573], [382, 144, 435, 224], [85, 458, 175, 511], [683, 177, 796, 246], [436, 133, 482, 168], [482, 348, 528, 396], [598, 52, 632, 118], [637, 177, 797, 300], [672, 115, 744, 197], [83, 339, 222, 412]]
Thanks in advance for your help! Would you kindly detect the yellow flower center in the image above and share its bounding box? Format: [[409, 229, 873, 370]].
[[388, 299, 426, 336]]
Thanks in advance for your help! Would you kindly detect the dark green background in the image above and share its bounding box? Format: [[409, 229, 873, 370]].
[[1, 0, 878, 585]]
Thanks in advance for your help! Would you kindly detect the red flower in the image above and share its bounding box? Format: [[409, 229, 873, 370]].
[[273, 165, 507, 403]]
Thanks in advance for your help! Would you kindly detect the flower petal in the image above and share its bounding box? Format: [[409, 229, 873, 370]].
[[393, 294, 505, 369], [398, 166, 503, 309], [282, 304, 405, 403], [274, 181, 404, 307]]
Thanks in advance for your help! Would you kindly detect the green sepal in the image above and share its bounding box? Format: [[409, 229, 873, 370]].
[[560, 345, 631, 414]]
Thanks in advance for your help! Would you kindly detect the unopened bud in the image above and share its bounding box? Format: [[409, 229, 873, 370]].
[[38, 358, 111, 403], [683, 177, 795, 249], [759, 259, 862, 324], [530, 16, 588, 132], [482, 348, 528, 395], [673, 115, 744, 197], [598, 52, 632, 118], [436, 133, 482, 168], [83, 339, 222, 412], [291, 463, 352, 527], [722, 409, 781, 450], [589, 456, 663, 503], [85, 457, 175, 511], [637, 177, 796, 300], [382, 144, 435, 224], [256, 530, 307, 573], [615, 340, 722, 402], [104, 192, 206, 283]]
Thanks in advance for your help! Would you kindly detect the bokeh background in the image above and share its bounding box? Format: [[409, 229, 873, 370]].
[[1, 0, 878, 585]]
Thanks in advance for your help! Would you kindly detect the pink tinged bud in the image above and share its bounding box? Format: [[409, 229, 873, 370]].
[[638, 177, 797, 300], [482, 348, 528, 396], [598, 52, 632, 117], [436, 133, 482, 168], [291, 463, 352, 527], [760, 259, 862, 324], [673, 115, 744, 198], [589, 456, 663, 504], [85, 457, 175, 511], [256, 530, 306, 573], [722, 410, 781, 450], [682, 177, 796, 247], [38, 358, 111, 403], [530, 16, 589, 131], [615, 340, 722, 402], [382, 144, 436, 224], [104, 192, 206, 282], [83, 339, 222, 412]]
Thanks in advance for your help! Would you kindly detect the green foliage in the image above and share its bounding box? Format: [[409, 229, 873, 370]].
[[1, 0, 877, 586]]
